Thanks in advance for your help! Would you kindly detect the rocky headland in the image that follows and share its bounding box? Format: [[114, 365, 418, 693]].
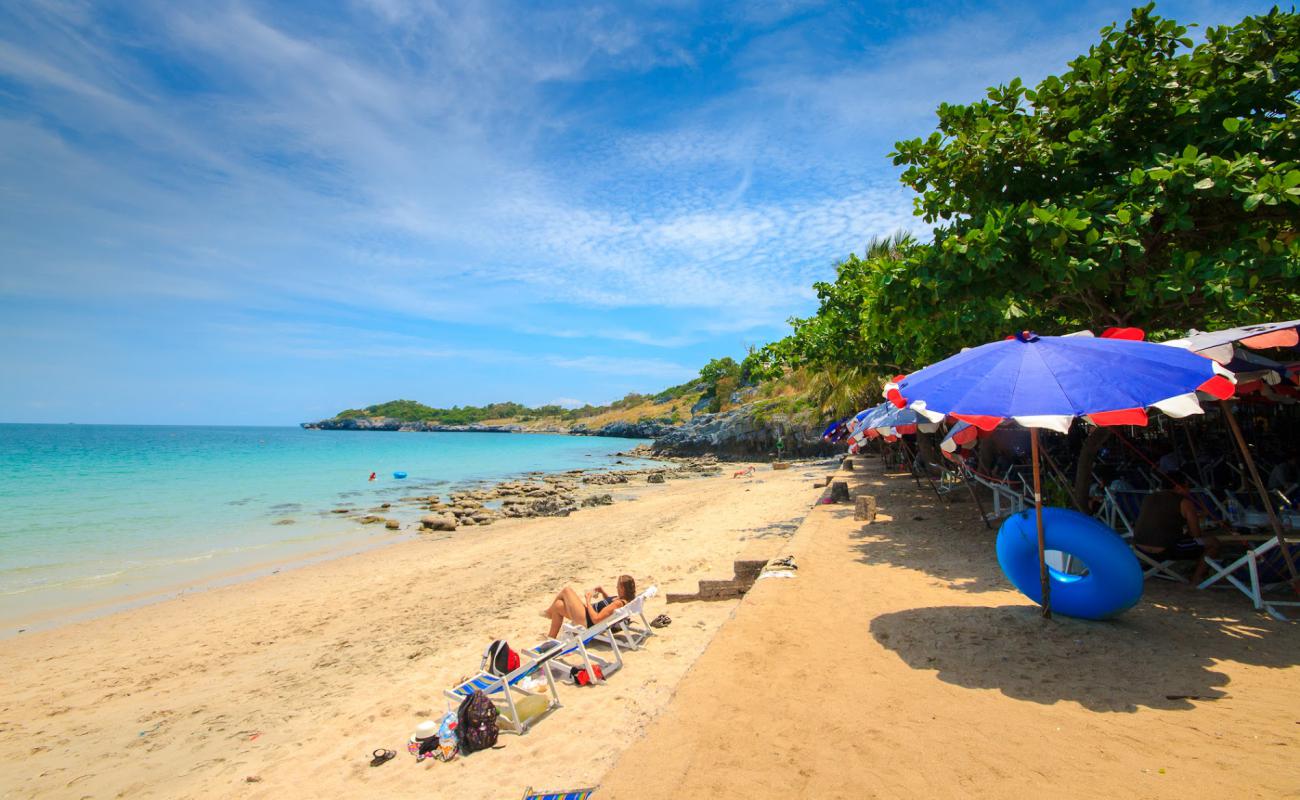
[[301, 417, 567, 433], [303, 403, 838, 461]]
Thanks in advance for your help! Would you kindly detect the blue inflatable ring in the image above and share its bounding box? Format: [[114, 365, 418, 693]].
[[393, 471, 408, 479], [996, 507, 1142, 620]]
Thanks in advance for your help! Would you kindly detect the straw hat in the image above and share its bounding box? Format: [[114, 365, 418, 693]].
[[411, 720, 439, 742]]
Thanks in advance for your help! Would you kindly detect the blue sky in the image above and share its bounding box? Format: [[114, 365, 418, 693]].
[[0, 0, 1273, 424]]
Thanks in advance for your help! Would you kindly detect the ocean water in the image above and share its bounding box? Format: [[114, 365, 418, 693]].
[[0, 424, 652, 631]]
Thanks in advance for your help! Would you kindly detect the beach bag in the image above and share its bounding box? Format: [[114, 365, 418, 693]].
[[569, 664, 605, 686], [456, 690, 499, 755], [484, 640, 520, 677]]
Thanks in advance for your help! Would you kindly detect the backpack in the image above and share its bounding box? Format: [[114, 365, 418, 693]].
[[456, 690, 499, 755], [484, 640, 520, 677]]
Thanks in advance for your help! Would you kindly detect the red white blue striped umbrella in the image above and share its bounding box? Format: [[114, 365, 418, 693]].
[[885, 332, 1235, 432], [883, 331, 1235, 618]]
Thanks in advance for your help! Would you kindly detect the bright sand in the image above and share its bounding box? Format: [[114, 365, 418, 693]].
[[4, 458, 1297, 799], [599, 460, 1300, 799], [0, 461, 817, 798]]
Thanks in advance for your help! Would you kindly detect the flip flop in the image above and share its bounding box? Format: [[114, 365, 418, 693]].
[[370, 748, 396, 767], [650, 614, 672, 628]]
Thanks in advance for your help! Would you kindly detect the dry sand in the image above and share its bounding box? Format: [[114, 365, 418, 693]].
[[599, 459, 1300, 799], [0, 463, 821, 799]]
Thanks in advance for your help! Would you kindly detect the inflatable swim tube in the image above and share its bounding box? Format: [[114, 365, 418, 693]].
[[996, 507, 1142, 620], [392, 471, 408, 479]]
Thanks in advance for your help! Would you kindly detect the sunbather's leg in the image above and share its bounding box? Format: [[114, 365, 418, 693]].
[[544, 586, 587, 638]]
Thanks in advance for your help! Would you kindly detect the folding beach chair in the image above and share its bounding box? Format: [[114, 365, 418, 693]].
[[1102, 487, 1188, 582], [956, 462, 1027, 520], [528, 611, 627, 686], [563, 586, 658, 652], [443, 639, 567, 735], [1198, 535, 1300, 621], [521, 787, 597, 800]]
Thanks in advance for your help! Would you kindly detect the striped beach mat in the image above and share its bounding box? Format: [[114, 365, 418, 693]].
[[521, 787, 597, 800]]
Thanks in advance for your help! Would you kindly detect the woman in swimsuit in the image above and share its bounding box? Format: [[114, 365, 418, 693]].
[[542, 575, 636, 639]]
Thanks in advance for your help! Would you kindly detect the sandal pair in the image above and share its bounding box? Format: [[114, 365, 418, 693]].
[[370, 748, 396, 767], [650, 614, 672, 628]]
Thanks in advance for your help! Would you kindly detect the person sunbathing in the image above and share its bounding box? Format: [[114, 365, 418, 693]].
[[543, 574, 636, 638]]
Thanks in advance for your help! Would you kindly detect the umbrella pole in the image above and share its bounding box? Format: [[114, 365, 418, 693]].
[[1031, 428, 1052, 619], [1219, 400, 1299, 588]]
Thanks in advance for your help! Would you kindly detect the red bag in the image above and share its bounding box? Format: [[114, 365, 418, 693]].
[[570, 664, 605, 686]]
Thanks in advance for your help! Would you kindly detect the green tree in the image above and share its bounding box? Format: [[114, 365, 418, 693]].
[[887, 4, 1300, 361]]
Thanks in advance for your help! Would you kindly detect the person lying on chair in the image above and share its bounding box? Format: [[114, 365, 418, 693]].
[[1133, 471, 1222, 584], [542, 575, 636, 639]]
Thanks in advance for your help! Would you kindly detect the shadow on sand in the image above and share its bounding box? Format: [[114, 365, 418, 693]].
[[848, 466, 1300, 712], [869, 597, 1298, 712]]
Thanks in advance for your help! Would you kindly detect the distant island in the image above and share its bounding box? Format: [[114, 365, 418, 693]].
[[302, 382, 702, 437], [300, 358, 840, 459]]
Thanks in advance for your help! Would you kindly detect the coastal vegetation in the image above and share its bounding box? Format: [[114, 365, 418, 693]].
[[326, 7, 1299, 432], [748, 5, 1300, 416]]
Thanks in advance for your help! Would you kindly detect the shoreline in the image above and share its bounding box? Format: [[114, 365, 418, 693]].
[[0, 449, 708, 638], [0, 459, 827, 799]]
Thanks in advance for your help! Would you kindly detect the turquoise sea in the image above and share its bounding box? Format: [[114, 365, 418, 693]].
[[0, 424, 651, 632]]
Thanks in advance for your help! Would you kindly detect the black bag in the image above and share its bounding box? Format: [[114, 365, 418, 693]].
[[456, 690, 499, 755]]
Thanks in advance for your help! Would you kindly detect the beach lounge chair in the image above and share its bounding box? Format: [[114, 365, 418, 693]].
[[527, 610, 627, 686], [563, 585, 658, 652], [521, 787, 597, 800], [1197, 534, 1300, 621], [443, 638, 568, 735]]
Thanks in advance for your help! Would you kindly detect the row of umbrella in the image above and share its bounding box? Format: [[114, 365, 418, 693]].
[[830, 320, 1300, 618]]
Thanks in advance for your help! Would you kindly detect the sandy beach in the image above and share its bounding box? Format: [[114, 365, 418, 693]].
[[0, 461, 819, 799], [599, 458, 1300, 799], [4, 455, 1298, 799]]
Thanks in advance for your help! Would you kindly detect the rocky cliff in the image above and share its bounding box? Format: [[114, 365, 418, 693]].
[[568, 419, 673, 438], [650, 405, 837, 460]]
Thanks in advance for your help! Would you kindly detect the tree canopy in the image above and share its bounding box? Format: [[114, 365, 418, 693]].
[[758, 5, 1300, 388]]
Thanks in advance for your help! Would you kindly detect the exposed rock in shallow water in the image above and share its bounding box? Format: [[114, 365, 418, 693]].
[[501, 495, 577, 518], [581, 494, 614, 507], [384, 519, 400, 530], [420, 513, 457, 532], [273, 518, 295, 526], [647, 473, 666, 484]]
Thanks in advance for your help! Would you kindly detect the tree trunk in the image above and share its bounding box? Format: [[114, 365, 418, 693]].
[[916, 432, 938, 472], [1072, 427, 1113, 511]]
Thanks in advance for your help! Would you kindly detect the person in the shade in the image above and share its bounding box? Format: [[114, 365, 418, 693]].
[[542, 574, 636, 638], [1132, 470, 1222, 584]]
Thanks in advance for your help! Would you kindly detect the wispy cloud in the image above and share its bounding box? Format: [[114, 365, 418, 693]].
[[0, 0, 1275, 423]]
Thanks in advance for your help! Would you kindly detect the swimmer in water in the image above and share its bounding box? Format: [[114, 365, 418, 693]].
[[369, 472, 377, 481]]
